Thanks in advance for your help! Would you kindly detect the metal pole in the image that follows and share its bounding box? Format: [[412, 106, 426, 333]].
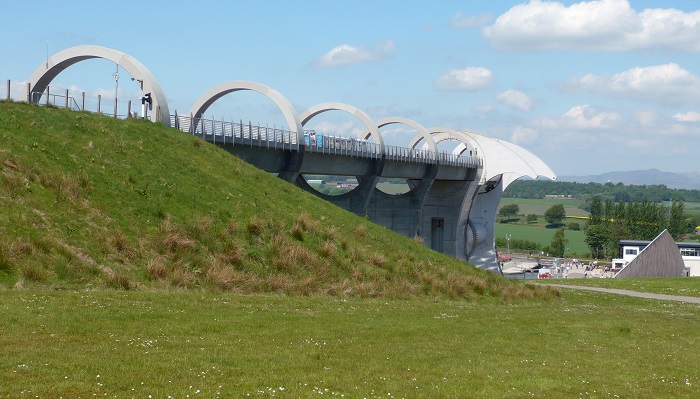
[[97, 94, 101, 115], [65, 89, 68, 108], [46, 86, 50, 105], [6, 80, 9, 100], [82, 92, 85, 111]]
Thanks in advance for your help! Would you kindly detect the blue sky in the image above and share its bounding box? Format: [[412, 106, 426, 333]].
[[2, 0, 700, 177]]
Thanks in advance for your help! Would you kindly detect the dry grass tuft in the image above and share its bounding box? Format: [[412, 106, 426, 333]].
[[296, 212, 315, 233], [217, 239, 244, 265], [19, 263, 47, 283], [288, 243, 316, 266], [1, 170, 24, 196], [170, 265, 196, 288], [205, 262, 237, 290], [146, 258, 168, 282], [325, 226, 339, 243], [190, 216, 213, 239], [106, 272, 134, 290], [108, 230, 132, 257], [247, 217, 264, 238], [353, 224, 367, 239], [369, 253, 387, 267], [222, 219, 239, 237], [348, 246, 364, 263], [160, 218, 195, 252], [291, 222, 304, 241], [412, 234, 424, 244], [319, 240, 336, 259]]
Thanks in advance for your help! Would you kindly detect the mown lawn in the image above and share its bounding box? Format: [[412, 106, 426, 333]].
[[495, 222, 589, 255], [1, 288, 699, 398], [539, 276, 700, 297], [499, 198, 589, 217]]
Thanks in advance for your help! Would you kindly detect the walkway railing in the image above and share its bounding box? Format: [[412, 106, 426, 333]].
[[4, 79, 482, 169]]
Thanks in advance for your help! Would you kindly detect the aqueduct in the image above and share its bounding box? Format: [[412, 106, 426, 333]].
[[26, 45, 556, 274]]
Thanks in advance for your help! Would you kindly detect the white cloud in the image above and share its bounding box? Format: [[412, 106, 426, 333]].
[[496, 90, 534, 111], [314, 40, 396, 68], [561, 105, 620, 129], [565, 63, 700, 106], [450, 12, 493, 28], [482, 0, 700, 52], [435, 67, 493, 91], [673, 112, 700, 122], [510, 125, 539, 145], [472, 104, 497, 120], [635, 111, 657, 128]]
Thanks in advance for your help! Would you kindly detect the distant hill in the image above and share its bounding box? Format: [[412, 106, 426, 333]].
[[558, 169, 700, 190]]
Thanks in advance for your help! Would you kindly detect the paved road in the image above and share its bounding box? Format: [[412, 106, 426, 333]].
[[544, 284, 700, 304]]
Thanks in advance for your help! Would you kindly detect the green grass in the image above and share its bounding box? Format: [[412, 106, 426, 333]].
[[684, 201, 700, 218], [539, 276, 700, 297], [0, 101, 559, 302], [496, 222, 589, 255], [1, 288, 699, 398], [2, 102, 700, 398], [499, 197, 589, 217]]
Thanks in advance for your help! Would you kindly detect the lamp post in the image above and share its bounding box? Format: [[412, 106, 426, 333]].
[[131, 77, 143, 90]]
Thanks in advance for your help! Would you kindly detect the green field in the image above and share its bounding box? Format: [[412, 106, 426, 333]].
[[499, 197, 589, 217], [495, 221, 588, 256], [2, 288, 700, 398]]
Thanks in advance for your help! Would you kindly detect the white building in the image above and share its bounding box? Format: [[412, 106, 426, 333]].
[[618, 239, 700, 277]]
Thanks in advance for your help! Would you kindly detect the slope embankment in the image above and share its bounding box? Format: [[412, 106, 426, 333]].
[[0, 101, 558, 301]]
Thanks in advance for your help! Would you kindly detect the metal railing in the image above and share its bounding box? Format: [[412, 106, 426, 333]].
[[4, 79, 482, 169]]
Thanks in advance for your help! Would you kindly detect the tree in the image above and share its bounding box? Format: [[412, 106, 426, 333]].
[[550, 227, 568, 257], [588, 195, 603, 226], [668, 200, 686, 240], [526, 213, 538, 224], [498, 204, 520, 221], [584, 224, 607, 259], [544, 204, 566, 226]]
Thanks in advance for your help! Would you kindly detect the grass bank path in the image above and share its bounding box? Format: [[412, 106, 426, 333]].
[[544, 283, 700, 304]]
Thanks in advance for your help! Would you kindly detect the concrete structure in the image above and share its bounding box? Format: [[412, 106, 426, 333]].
[[27, 45, 169, 125], [184, 86, 555, 273], [617, 233, 700, 276], [24, 44, 557, 274]]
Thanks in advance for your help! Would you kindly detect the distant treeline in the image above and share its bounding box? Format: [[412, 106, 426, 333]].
[[504, 180, 700, 203]]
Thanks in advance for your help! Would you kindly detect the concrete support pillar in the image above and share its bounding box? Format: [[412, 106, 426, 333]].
[[278, 147, 305, 183], [419, 167, 480, 262], [365, 164, 438, 238], [465, 178, 504, 273]]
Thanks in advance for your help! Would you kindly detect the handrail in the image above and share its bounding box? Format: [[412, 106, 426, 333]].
[[4, 79, 483, 170]]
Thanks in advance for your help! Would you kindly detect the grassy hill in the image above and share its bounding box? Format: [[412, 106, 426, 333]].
[[0, 101, 555, 301]]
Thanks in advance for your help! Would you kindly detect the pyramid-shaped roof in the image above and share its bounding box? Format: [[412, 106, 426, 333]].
[[615, 229, 685, 278]]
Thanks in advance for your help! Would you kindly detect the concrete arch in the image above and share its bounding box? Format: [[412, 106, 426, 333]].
[[27, 45, 170, 126], [375, 117, 437, 162], [300, 102, 384, 150], [422, 127, 479, 159], [188, 80, 304, 149]]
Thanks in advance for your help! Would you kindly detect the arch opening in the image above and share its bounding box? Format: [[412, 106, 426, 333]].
[[28, 45, 169, 126], [298, 104, 384, 197], [187, 80, 304, 150], [374, 117, 437, 196]]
